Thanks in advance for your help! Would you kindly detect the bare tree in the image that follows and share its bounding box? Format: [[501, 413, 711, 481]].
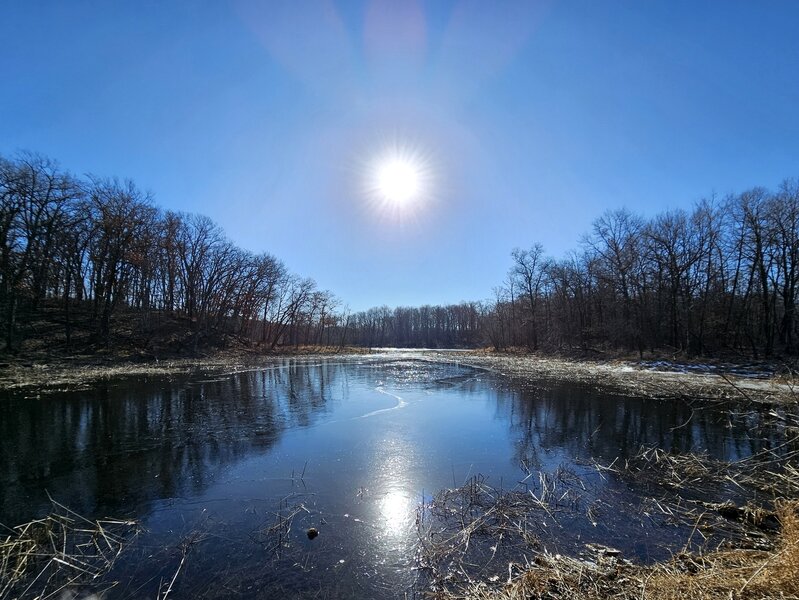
[[510, 244, 548, 350]]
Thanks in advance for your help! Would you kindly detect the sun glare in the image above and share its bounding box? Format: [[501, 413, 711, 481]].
[[379, 489, 411, 535], [376, 159, 420, 204], [362, 140, 434, 220]]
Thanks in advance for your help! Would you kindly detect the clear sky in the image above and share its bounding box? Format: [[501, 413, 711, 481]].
[[2, 1, 799, 311]]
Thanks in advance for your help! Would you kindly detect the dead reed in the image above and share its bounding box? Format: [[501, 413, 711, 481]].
[[416, 443, 799, 600], [0, 496, 138, 600], [600, 444, 799, 500], [251, 493, 312, 559], [438, 500, 799, 600], [415, 472, 600, 596]]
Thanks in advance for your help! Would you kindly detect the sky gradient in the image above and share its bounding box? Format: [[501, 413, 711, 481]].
[[3, 1, 799, 311]]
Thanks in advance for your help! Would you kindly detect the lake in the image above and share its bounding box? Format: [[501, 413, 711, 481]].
[[0, 354, 788, 598]]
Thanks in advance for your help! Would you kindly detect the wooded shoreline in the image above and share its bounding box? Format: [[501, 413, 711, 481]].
[[4, 154, 799, 362]]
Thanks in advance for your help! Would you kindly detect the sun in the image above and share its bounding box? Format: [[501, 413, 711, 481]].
[[363, 141, 434, 218], [376, 159, 420, 204]]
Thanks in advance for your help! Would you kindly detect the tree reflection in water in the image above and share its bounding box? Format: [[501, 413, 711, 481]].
[[0, 358, 792, 599]]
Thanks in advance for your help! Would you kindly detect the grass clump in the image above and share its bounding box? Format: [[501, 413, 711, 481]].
[[417, 472, 799, 600], [0, 497, 138, 600]]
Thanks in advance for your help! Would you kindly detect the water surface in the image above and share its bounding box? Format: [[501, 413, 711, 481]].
[[0, 355, 787, 598]]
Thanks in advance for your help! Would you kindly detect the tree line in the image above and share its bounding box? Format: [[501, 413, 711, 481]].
[[2, 150, 798, 358], [347, 180, 799, 358], [0, 153, 346, 353], [482, 182, 799, 358]]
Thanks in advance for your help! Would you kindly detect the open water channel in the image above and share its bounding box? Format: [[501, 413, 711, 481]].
[[0, 354, 788, 598]]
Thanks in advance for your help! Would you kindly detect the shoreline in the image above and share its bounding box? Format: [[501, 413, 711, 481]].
[[0, 346, 371, 392], [433, 351, 798, 405], [1, 347, 796, 404]]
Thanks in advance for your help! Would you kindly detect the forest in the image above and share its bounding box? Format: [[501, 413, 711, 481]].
[[1, 151, 798, 358]]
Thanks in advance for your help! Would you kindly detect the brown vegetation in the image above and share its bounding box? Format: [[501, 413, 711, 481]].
[[435, 500, 799, 600], [432, 350, 799, 405], [416, 457, 799, 600], [0, 344, 370, 391], [0, 496, 138, 600]]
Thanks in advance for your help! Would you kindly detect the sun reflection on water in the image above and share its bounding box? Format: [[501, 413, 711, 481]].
[[378, 489, 412, 536]]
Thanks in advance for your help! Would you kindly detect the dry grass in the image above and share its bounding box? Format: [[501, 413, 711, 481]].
[[415, 459, 787, 594], [642, 500, 799, 599], [0, 497, 138, 600], [417, 440, 799, 600], [0, 347, 370, 391], [602, 445, 799, 499], [417, 438, 799, 600], [424, 501, 798, 600], [437, 351, 799, 405], [251, 493, 312, 559]]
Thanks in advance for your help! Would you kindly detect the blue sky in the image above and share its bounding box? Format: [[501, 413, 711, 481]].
[[2, 1, 798, 311]]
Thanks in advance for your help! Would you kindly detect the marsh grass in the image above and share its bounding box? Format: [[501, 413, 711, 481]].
[[443, 500, 799, 600], [603, 444, 799, 500], [416, 445, 799, 600], [0, 496, 138, 600]]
